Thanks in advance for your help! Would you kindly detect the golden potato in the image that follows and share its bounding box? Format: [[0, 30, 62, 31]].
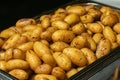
[[0, 61, 7, 71], [64, 13, 80, 25], [50, 41, 69, 52], [5, 48, 13, 61], [66, 5, 86, 16], [26, 50, 42, 70], [40, 39, 49, 47], [0, 38, 4, 47], [52, 30, 75, 43], [71, 36, 86, 49], [22, 25, 37, 32], [103, 26, 116, 42], [77, 66, 86, 72], [93, 33, 104, 44], [52, 67, 66, 80], [96, 39, 111, 59], [6, 59, 29, 71], [34, 74, 57, 80], [35, 64, 52, 74], [41, 17, 50, 29], [72, 23, 85, 35], [63, 48, 87, 67], [116, 34, 120, 45], [81, 48, 97, 64], [111, 42, 119, 50], [113, 23, 120, 33], [34, 42, 56, 67], [0, 51, 5, 60], [53, 52, 72, 71], [9, 69, 29, 80], [66, 68, 78, 78]]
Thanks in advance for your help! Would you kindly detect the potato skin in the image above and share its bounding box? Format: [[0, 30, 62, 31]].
[[50, 41, 69, 52], [96, 39, 111, 59], [66, 68, 78, 78], [9, 69, 29, 80], [53, 52, 72, 71], [113, 23, 120, 33], [81, 48, 97, 64], [52, 30, 75, 43], [63, 48, 88, 67], [93, 33, 104, 44], [0, 61, 7, 71]]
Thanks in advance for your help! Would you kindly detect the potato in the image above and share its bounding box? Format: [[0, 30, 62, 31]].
[[103, 26, 116, 42], [0, 28, 16, 38], [22, 25, 37, 32], [111, 42, 119, 50], [40, 40, 49, 47], [17, 41, 34, 52], [72, 23, 85, 35], [34, 74, 57, 80], [35, 64, 52, 74], [0, 51, 5, 60], [53, 52, 72, 71], [2, 34, 20, 50], [41, 17, 50, 29], [64, 13, 80, 25], [86, 37, 96, 51], [63, 48, 87, 67], [52, 30, 75, 43], [87, 30, 93, 36], [9, 69, 29, 80], [50, 41, 69, 52], [40, 15, 51, 21], [34, 42, 56, 67], [66, 5, 86, 16], [84, 4, 94, 11], [66, 68, 78, 78], [80, 14, 94, 24], [71, 36, 86, 49], [116, 34, 120, 45], [93, 33, 104, 44], [13, 48, 26, 60], [0, 38, 4, 47], [81, 48, 97, 64], [96, 39, 111, 59], [52, 67, 66, 80], [101, 14, 118, 27], [77, 66, 86, 71], [52, 20, 69, 30], [55, 8, 67, 14], [113, 23, 120, 33], [0, 61, 7, 71], [6, 59, 29, 71], [5, 48, 13, 61], [26, 50, 42, 70], [87, 22, 103, 33], [16, 18, 36, 28]]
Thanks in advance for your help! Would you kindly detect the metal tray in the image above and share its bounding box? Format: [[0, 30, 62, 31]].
[[0, 0, 120, 80]]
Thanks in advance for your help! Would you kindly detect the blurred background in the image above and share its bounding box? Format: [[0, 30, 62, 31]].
[[0, 0, 72, 30]]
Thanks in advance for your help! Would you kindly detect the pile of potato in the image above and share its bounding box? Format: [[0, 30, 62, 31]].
[[0, 4, 120, 80]]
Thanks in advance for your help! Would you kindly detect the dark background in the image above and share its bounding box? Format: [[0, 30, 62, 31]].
[[0, 0, 72, 30]]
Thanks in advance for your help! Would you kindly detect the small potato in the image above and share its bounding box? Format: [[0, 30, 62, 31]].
[[80, 14, 94, 24], [111, 42, 119, 50], [72, 23, 85, 35], [71, 36, 86, 49], [40, 40, 49, 47], [41, 31, 52, 42], [9, 69, 28, 80], [66, 5, 86, 16], [50, 41, 69, 52], [17, 41, 34, 52], [47, 26, 58, 33], [52, 67, 66, 80], [86, 37, 96, 52], [0, 51, 5, 60], [2, 34, 20, 50], [41, 17, 50, 29], [5, 48, 13, 61], [22, 31, 32, 41], [22, 25, 37, 32], [113, 23, 120, 33], [40, 15, 51, 21], [16, 18, 36, 28], [77, 66, 86, 71], [34, 42, 56, 67], [66, 68, 78, 78], [34, 74, 57, 80], [81, 48, 97, 64], [51, 20, 69, 30], [52, 30, 75, 43], [6, 59, 29, 71], [96, 39, 111, 59], [64, 13, 80, 25], [63, 48, 88, 67], [0, 61, 7, 71], [0, 28, 16, 38], [26, 50, 42, 70], [55, 8, 67, 15], [87, 22, 103, 33], [116, 34, 120, 45], [93, 33, 104, 44], [103, 26, 116, 42], [13, 48, 25, 60], [101, 14, 119, 27], [0, 38, 4, 47], [35, 64, 52, 74], [53, 52, 72, 71]]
